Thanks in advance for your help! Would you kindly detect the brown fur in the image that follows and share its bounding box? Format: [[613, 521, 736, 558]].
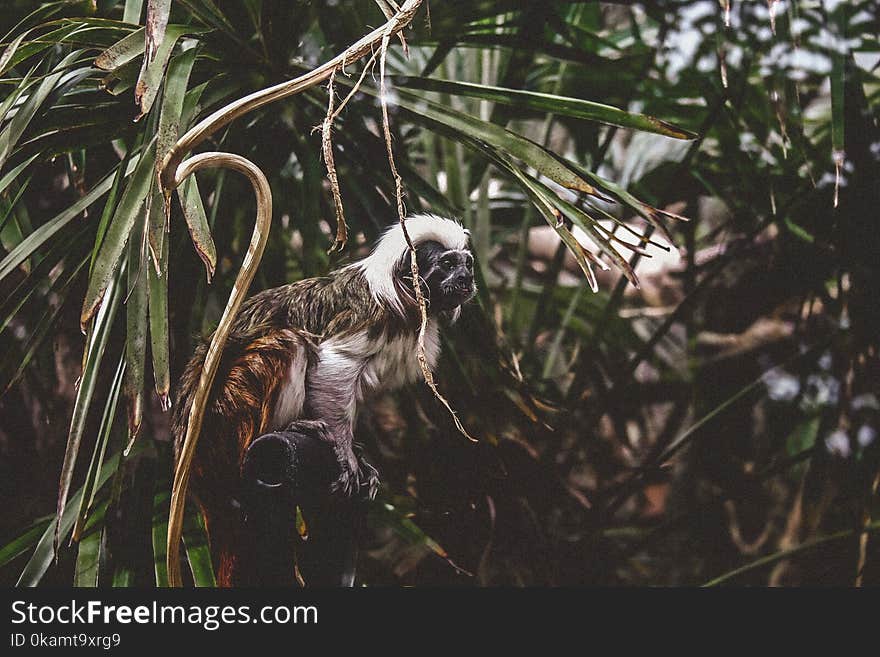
[[172, 328, 315, 586]]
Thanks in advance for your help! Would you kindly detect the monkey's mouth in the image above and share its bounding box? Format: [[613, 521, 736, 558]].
[[441, 282, 477, 306]]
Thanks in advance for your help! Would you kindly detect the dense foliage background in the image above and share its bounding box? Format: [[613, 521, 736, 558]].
[[1, 0, 878, 586]]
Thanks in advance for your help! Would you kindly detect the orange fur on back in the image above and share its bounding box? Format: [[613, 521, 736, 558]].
[[172, 328, 313, 586]]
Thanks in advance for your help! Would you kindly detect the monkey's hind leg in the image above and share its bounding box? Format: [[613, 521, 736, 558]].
[[283, 419, 379, 500]]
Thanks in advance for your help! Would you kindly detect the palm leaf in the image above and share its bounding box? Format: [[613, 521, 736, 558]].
[[397, 77, 697, 139], [53, 265, 122, 555]]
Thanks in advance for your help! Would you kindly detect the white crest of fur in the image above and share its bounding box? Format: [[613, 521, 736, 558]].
[[354, 213, 470, 315]]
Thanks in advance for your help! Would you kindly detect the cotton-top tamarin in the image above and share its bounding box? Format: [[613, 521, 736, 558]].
[[172, 214, 475, 585]]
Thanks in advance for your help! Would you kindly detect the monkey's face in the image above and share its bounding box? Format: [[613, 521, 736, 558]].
[[402, 240, 476, 314]]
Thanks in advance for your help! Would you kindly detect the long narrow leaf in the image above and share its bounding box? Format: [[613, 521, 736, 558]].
[[177, 174, 216, 280], [182, 504, 216, 587], [0, 50, 84, 169], [156, 47, 197, 171], [134, 0, 171, 118], [135, 26, 203, 119], [388, 85, 602, 197], [148, 232, 170, 408], [0, 29, 31, 76], [0, 516, 52, 569], [123, 218, 148, 445], [71, 355, 125, 541], [0, 24, 83, 76], [343, 79, 604, 198], [150, 47, 197, 267], [0, 155, 140, 286], [151, 489, 170, 587], [74, 530, 101, 586], [95, 27, 146, 71], [0, 176, 32, 234], [0, 63, 39, 128], [0, 153, 40, 197], [54, 265, 123, 555], [80, 140, 155, 329], [124, 0, 145, 24], [398, 77, 698, 139], [91, 147, 135, 274]]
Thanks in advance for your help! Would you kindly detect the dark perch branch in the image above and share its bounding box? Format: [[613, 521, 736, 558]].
[[235, 428, 365, 587]]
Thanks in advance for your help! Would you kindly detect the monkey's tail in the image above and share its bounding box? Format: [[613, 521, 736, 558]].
[[171, 328, 313, 586]]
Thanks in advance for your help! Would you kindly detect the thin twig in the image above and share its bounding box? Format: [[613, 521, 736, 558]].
[[374, 0, 410, 55], [331, 50, 379, 122], [318, 52, 382, 253], [378, 31, 475, 442], [320, 70, 347, 253]]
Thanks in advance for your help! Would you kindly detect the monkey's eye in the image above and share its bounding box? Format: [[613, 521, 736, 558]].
[[440, 257, 454, 271], [464, 253, 474, 270]]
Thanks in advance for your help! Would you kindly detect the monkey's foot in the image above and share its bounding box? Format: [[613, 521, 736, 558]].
[[331, 448, 379, 500], [353, 444, 380, 501]]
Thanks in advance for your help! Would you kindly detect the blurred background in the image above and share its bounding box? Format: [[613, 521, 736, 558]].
[[0, 0, 878, 586]]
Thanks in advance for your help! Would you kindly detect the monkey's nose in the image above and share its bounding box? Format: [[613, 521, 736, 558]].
[[454, 273, 473, 292]]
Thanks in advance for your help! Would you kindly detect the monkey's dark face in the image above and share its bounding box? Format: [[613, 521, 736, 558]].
[[400, 240, 476, 314]]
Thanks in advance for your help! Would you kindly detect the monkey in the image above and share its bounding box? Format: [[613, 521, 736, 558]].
[[171, 213, 476, 585]]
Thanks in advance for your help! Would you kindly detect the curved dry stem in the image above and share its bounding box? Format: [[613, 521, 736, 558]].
[[158, 0, 424, 192], [166, 152, 272, 587]]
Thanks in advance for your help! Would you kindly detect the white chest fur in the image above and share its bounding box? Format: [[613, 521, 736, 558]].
[[271, 319, 440, 430], [357, 320, 441, 398]]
